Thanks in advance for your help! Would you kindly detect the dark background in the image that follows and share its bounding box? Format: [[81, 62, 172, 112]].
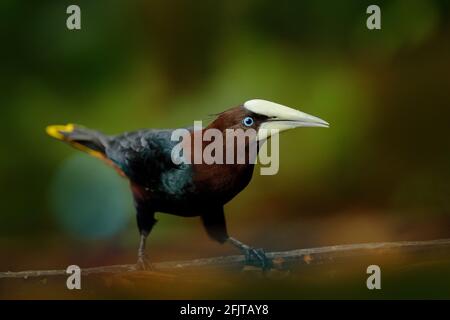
[[1, 0, 450, 298]]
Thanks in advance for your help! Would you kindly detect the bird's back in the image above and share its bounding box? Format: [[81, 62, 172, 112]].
[[106, 129, 194, 201]]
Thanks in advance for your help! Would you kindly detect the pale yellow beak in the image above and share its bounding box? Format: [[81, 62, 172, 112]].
[[243, 99, 329, 140]]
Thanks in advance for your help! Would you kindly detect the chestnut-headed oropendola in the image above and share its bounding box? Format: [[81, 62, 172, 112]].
[[46, 99, 329, 269]]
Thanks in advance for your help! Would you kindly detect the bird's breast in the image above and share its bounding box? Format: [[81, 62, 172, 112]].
[[192, 163, 255, 204]]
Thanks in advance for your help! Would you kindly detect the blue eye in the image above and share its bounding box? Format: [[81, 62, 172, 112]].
[[242, 116, 254, 127]]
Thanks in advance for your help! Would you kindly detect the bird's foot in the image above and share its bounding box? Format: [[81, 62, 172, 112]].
[[242, 247, 270, 270], [136, 254, 153, 271]]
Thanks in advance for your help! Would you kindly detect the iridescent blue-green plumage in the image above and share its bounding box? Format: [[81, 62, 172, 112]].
[[106, 129, 194, 203]]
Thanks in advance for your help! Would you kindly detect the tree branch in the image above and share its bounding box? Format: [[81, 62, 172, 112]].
[[2, 238, 450, 279]]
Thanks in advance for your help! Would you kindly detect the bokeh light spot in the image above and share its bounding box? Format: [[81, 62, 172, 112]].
[[50, 154, 132, 240]]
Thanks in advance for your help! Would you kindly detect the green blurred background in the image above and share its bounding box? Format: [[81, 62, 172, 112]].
[[1, 0, 450, 298]]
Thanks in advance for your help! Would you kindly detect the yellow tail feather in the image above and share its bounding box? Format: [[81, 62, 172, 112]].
[[46, 123, 126, 178], [46, 124, 75, 140], [45, 123, 104, 159]]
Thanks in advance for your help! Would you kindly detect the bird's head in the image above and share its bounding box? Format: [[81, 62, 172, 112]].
[[209, 99, 329, 140]]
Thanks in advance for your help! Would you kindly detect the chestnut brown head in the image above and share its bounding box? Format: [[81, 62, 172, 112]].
[[208, 99, 329, 140]]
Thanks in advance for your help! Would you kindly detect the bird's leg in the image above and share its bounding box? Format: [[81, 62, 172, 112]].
[[200, 208, 270, 270], [134, 200, 157, 270], [227, 237, 270, 270], [136, 231, 152, 270]]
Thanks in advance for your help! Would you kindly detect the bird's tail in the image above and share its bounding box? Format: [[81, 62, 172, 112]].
[[46, 124, 108, 160]]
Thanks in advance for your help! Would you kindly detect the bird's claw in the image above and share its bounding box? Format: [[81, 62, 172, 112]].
[[243, 247, 270, 270], [136, 255, 153, 271]]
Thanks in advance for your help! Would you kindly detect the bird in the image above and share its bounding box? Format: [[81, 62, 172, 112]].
[[46, 99, 329, 270]]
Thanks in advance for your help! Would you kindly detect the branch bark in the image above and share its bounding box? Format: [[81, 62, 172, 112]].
[[2, 238, 450, 279]]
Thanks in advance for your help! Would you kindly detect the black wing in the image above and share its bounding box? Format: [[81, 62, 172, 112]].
[[105, 129, 180, 187]]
